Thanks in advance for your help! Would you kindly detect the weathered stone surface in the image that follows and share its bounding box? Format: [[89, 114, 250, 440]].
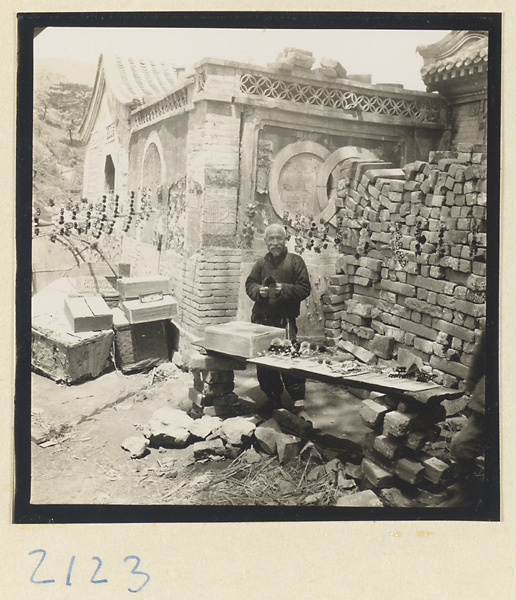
[[368, 334, 394, 359], [203, 405, 240, 418], [383, 411, 417, 437], [189, 415, 223, 440], [336, 490, 384, 507], [360, 400, 389, 429], [146, 407, 194, 447], [202, 370, 234, 384], [338, 339, 377, 364], [395, 458, 425, 484], [254, 418, 282, 454], [218, 416, 256, 446], [193, 438, 226, 459], [380, 487, 416, 508], [276, 433, 302, 464], [361, 458, 395, 487], [373, 435, 402, 460], [272, 408, 313, 438], [189, 387, 213, 407], [423, 456, 450, 484], [188, 351, 246, 371], [121, 436, 150, 459]]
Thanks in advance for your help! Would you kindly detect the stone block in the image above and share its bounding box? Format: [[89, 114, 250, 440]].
[[368, 334, 394, 359], [212, 392, 241, 408], [202, 370, 234, 384], [373, 435, 403, 460], [189, 387, 213, 407], [399, 318, 438, 341], [382, 411, 417, 437], [193, 438, 227, 459], [431, 319, 476, 343], [423, 456, 451, 485], [429, 356, 469, 379], [362, 458, 395, 487], [345, 300, 373, 318], [254, 418, 282, 454], [202, 381, 235, 397], [189, 415, 223, 439], [218, 416, 256, 445], [336, 490, 383, 507], [189, 351, 247, 371], [360, 400, 389, 429], [338, 339, 377, 365], [121, 436, 150, 459], [272, 408, 314, 438], [395, 458, 425, 485], [329, 274, 350, 285], [276, 433, 303, 464], [405, 431, 428, 451], [380, 487, 416, 508], [146, 407, 194, 448]]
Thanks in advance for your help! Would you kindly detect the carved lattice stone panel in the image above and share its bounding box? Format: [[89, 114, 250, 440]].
[[132, 88, 188, 130], [239, 73, 442, 123]]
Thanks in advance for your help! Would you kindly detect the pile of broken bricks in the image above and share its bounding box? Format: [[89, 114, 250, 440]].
[[268, 47, 352, 81], [122, 404, 361, 467], [356, 387, 464, 506]]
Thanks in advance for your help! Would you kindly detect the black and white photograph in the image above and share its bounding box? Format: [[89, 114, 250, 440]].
[[16, 13, 500, 522]]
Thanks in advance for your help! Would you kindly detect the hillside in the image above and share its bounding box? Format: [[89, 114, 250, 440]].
[[32, 63, 93, 211]]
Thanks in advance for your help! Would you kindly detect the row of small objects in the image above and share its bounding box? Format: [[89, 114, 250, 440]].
[[32, 190, 156, 239]]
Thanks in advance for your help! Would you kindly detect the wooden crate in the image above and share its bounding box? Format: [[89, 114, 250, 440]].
[[121, 295, 178, 324], [117, 275, 170, 300], [32, 314, 113, 384], [73, 276, 119, 307], [112, 308, 171, 373], [64, 296, 113, 333], [204, 321, 285, 358]]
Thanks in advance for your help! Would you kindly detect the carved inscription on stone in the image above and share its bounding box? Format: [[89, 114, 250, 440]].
[[278, 153, 324, 217]]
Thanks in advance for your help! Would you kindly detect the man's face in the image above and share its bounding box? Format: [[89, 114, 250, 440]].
[[265, 229, 286, 257]]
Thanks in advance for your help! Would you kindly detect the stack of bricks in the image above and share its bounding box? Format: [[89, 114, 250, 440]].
[[321, 275, 353, 347], [329, 142, 487, 387], [187, 351, 247, 419], [181, 249, 241, 336], [269, 48, 316, 72], [359, 391, 454, 501]]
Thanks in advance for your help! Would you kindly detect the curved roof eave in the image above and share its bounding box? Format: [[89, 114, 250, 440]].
[[78, 52, 181, 144]]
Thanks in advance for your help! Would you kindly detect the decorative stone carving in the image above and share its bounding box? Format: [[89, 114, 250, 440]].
[[268, 141, 330, 220], [240, 73, 442, 123]]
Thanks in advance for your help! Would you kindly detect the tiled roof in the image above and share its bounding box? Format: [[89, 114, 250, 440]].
[[417, 31, 488, 84], [79, 53, 182, 143], [102, 53, 181, 105]]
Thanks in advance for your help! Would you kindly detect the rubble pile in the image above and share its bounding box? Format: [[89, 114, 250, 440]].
[[324, 143, 487, 387], [356, 388, 466, 506]]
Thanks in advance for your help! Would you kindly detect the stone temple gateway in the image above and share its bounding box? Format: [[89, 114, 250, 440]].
[[78, 32, 487, 379]]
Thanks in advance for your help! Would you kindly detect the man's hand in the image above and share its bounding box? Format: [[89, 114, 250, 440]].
[[259, 287, 269, 297]]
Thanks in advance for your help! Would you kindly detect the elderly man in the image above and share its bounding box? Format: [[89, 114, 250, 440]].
[[245, 223, 311, 412]]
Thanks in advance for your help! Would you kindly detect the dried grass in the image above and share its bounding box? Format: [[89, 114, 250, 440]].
[[157, 453, 351, 506]]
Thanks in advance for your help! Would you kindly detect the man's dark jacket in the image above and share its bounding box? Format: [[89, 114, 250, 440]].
[[245, 248, 311, 318]]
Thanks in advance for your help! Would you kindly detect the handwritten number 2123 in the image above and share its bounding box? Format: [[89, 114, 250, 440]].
[[28, 549, 150, 593]]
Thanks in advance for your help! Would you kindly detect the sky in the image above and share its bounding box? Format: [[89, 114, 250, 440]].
[[34, 27, 450, 91]]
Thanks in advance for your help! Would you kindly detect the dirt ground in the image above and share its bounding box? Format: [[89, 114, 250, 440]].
[[30, 363, 370, 506]]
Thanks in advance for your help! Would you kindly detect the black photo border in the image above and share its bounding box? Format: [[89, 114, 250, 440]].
[[15, 11, 501, 524]]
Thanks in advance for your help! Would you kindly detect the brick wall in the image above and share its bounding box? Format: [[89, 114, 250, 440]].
[[326, 142, 487, 388], [451, 100, 487, 148]]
